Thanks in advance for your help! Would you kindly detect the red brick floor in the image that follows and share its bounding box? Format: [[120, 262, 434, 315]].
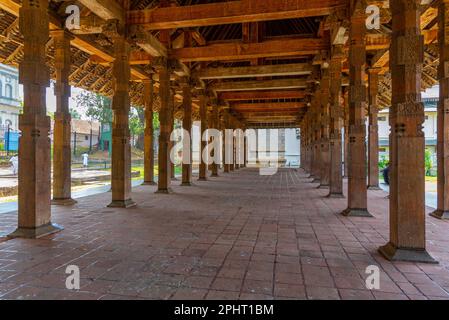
[[1, 168, 449, 300]]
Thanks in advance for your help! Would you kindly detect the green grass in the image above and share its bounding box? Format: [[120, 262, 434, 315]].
[[131, 165, 182, 179]]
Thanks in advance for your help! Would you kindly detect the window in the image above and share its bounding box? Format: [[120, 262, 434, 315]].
[[85, 135, 89, 141], [378, 116, 387, 122], [5, 84, 12, 99], [425, 115, 429, 120]]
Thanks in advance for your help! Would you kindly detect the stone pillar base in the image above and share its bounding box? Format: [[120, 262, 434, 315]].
[[142, 181, 157, 186], [51, 198, 77, 206], [430, 210, 449, 220], [155, 188, 173, 194], [211, 173, 219, 177], [341, 208, 373, 217], [171, 177, 179, 181], [107, 199, 137, 208], [311, 178, 320, 183], [367, 186, 381, 190], [198, 177, 208, 181], [318, 184, 329, 189], [8, 223, 63, 239], [181, 182, 193, 187], [379, 242, 438, 264], [327, 193, 345, 199]]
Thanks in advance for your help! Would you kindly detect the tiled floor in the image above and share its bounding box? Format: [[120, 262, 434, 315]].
[[1, 168, 449, 300]]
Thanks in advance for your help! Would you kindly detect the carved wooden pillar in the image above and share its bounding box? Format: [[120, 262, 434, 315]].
[[108, 35, 135, 208], [143, 79, 156, 186], [319, 65, 331, 188], [341, 1, 371, 217], [223, 111, 231, 173], [431, 0, 449, 219], [156, 60, 172, 193], [311, 87, 321, 181], [170, 90, 176, 180], [51, 30, 76, 206], [328, 47, 344, 197], [9, 0, 62, 238], [343, 88, 350, 178], [230, 121, 235, 171], [379, 0, 436, 263], [368, 68, 381, 190], [181, 80, 193, 186], [198, 92, 208, 180], [243, 126, 247, 167], [211, 104, 219, 177]]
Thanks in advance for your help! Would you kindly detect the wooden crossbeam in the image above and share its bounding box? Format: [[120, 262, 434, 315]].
[[127, 0, 347, 30], [220, 90, 306, 101], [212, 79, 308, 92], [78, 0, 124, 22], [167, 38, 328, 62], [233, 102, 305, 110], [195, 63, 312, 80]]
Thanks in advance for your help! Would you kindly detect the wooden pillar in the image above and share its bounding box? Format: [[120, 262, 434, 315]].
[[379, 0, 436, 263], [223, 111, 231, 172], [230, 122, 235, 171], [143, 79, 156, 185], [198, 92, 208, 180], [156, 60, 172, 193], [311, 87, 321, 181], [211, 104, 219, 177], [51, 30, 76, 206], [431, 0, 449, 219], [368, 68, 381, 190], [328, 46, 344, 198], [319, 65, 331, 188], [341, 1, 371, 217], [108, 35, 135, 208], [343, 89, 350, 178], [9, 0, 62, 238], [181, 80, 193, 186], [170, 91, 176, 180]]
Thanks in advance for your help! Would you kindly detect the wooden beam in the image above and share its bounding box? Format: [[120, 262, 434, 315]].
[[168, 38, 328, 62], [220, 90, 306, 101], [195, 63, 312, 80], [127, 0, 347, 30], [212, 79, 308, 92], [233, 102, 305, 110], [78, 0, 124, 22]]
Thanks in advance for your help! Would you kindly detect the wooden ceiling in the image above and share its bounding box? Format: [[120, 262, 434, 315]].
[[0, 0, 441, 128]]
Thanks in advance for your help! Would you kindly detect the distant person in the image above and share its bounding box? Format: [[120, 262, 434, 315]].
[[9, 155, 18, 175], [82, 153, 89, 168], [382, 162, 390, 185]]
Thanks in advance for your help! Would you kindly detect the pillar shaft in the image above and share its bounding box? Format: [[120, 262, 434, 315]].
[[108, 36, 135, 208], [211, 105, 219, 177], [10, 0, 62, 238], [198, 93, 208, 180], [431, 0, 449, 219], [143, 79, 156, 185], [52, 30, 76, 205], [379, 0, 436, 263], [181, 82, 193, 185], [328, 48, 344, 197], [368, 69, 380, 190], [343, 89, 350, 178], [342, 1, 371, 217], [157, 61, 172, 193], [311, 88, 321, 181], [320, 67, 331, 187]]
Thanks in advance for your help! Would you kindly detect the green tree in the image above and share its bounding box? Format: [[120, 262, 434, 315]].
[[69, 107, 82, 119], [75, 91, 112, 124], [130, 106, 145, 149], [425, 149, 433, 176]]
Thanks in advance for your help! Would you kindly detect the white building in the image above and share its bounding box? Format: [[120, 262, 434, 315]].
[[378, 97, 438, 162], [0, 64, 21, 131]]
